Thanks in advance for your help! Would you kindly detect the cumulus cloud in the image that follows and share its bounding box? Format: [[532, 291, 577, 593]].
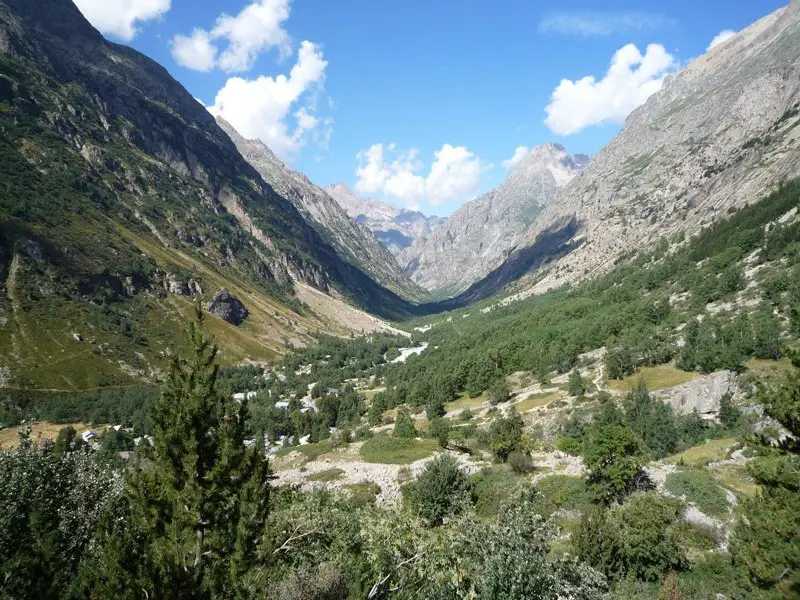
[[538, 11, 674, 37], [355, 143, 483, 209], [707, 29, 737, 51], [73, 0, 170, 41], [171, 0, 291, 72], [544, 43, 676, 136], [208, 41, 328, 159], [502, 146, 530, 169]]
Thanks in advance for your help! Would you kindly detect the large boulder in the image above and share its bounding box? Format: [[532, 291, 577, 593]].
[[207, 289, 248, 326], [652, 370, 739, 417]]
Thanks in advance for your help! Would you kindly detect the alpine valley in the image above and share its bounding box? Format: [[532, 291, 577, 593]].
[[1, 0, 800, 599]]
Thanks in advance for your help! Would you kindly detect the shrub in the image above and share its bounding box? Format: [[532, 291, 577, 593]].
[[535, 475, 594, 514], [584, 425, 650, 504], [405, 454, 474, 525], [508, 451, 534, 474], [393, 408, 416, 439], [575, 492, 687, 582], [664, 469, 729, 517], [556, 436, 583, 455], [568, 370, 587, 396]]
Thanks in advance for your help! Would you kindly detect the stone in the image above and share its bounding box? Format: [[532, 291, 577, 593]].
[[207, 288, 249, 326], [652, 371, 739, 416]]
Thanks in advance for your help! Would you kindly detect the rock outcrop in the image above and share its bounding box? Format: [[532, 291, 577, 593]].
[[653, 371, 739, 417], [401, 144, 588, 297], [207, 289, 248, 326]]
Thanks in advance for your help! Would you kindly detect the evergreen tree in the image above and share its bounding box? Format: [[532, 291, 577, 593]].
[[93, 306, 272, 598], [568, 369, 587, 397], [717, 393, 741, 430], [584, 425, 650, 504], [731, 348, 800, 596], [393, 408, 417, 439]]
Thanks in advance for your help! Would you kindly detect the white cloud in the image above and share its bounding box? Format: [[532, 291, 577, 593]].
[[73, 0, 170, 41], [171, 29, 217, 71], [502, 146, 530, 169], [355, 143, 483, 209], [171, 0, 291, 73], [707, 29, 737, 51], [538, 11, 674, 37], [208, 41, 328, 159], [544, 43, 676, 136]]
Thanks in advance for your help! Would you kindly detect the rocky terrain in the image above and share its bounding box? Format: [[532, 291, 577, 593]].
[[401, 144, 588, 298], [326, 183, 444, 256], [218, 120, 429, 302], [510, 1, 800, 298]]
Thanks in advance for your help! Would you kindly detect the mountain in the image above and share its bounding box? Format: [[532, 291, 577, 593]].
[[401, 144, 588, 298], [216, 119, 429, 302], [326, 183, 444, 255], [0, 0, 419, 391], [502, 2, 800, 300]]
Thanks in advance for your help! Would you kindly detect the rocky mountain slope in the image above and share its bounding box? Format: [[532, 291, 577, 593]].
[[508, 1, 800, 299], [0, 0, 418, 391], [326, 183, 444, 255], [217, 119, 428, 302], [402, 144, 588, 298]]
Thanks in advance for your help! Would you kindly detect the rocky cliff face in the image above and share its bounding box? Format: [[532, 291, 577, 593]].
[[402, 144, 588, 298], [217, 119, 428, 302], [512, 4, 800, 297], [325, 183, 444, 255]]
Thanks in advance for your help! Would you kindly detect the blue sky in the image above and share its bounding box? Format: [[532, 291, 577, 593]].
[[74, 0, 786, 216]]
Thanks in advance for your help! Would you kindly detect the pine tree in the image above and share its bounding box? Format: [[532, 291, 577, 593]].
[[93, 305, 272, 598]]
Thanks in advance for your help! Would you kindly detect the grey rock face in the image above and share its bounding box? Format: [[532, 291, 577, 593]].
[[207, 289, 248, 326], [652, 371, 739, 417], [325, 183, 444, 255], [216, 119, 428, 302], [401, 144, 588, 298], [515, 5, 800, 296]]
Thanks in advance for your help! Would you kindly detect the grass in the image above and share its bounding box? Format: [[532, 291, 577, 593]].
[[360, 436, 439, 464], [445, 392, 488, 413], [472, 465, 524, 518], [514, 392, 559, 412], [276, 439, 334, 462], [714, 464, 759, 498], [0, 422, 95, 450], [666, 438, 738, 467], [665, 469, 729, 517], [672, 522, 719, 551], [535, 475, 595, 514], [306, 468, 345, 483], [344, 482, 381, 506], [608, 364, 698, 393], [745, 357, 793, 378]]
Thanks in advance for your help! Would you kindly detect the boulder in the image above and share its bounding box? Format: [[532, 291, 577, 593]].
[[207, 289, 248, 325]]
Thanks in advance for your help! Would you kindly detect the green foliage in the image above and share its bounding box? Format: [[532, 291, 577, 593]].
[[717, 393, 741, 430], [556, 435, 584, 455], [507, 451, 534, 474], [487, 409, 525, 462], [0, 447, 121, 598], [90, 309, 273, 598], [623, 381, 679, 459], [731, 348, 800, 596], [359, 436, 438, 464], [428, 417, 450, 448], [393, 407, 417, 439], [405, 454, 474, 526], [535, 475, 594, 514], [575, 493, 687, 582], [664, 469, 729, 517], [489, 377, 511, 405], [584, 425, 650, 504], [568, 369, 587, 396]]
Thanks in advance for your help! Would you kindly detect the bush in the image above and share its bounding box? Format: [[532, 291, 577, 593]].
[[664, 469, 729, 517], [568, 370, 587, 396], [405, 454, 474, 526], [535, 475, 594, 514], [428, 417, 450, 448], [575, 493, 687, 582], [508, 451, 534, 474], [584, 425, 650, 504], [393, 408, 416, 439], [556, 436, 583, 455]]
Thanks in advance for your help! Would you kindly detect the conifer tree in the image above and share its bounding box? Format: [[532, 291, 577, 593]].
[[93, 305, 272, 598]]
